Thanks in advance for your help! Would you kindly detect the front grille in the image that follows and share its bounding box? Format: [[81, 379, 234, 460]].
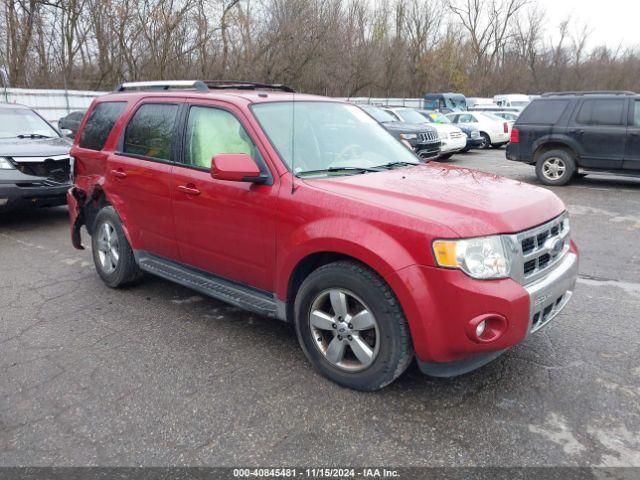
[[531, 292, 570, 333], [11, 157, 71, 183], [516, 213, 569, 283], [419, 131, 438, 142]]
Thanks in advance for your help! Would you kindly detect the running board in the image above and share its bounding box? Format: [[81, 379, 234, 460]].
[[136, 252, 282, 320]]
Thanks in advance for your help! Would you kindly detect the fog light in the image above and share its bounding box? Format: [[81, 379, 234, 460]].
[[475, 321, 486, 338]]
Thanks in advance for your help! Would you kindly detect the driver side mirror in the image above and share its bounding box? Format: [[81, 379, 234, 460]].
[[60, 128, 74, 138], [211, 153, 267, 184]]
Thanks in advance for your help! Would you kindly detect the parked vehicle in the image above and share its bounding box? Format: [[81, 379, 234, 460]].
[[423, 93, 467, 113], [492, 111, 519, 124], [384, 107, 466, 159], [68, 80, 578, 391], [446, 111, 511, 149], [418, 110, 483, 153], [58, 110, 86, 137], [507, 91, 640, 185], [493, 94, 530, 111], [466, 97, 494, 109], [469, 105, 521, 114], [357, 105, 441, 160], [0, 103, 72, 210]]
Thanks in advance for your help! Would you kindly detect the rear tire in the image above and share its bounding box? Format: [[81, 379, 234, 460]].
[[294, 260, 413, 391], [535, 149, 576, 186], [91, 206, 143, 288]]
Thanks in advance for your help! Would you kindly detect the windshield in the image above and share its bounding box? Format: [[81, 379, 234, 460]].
[[446, 97, 467, 110], [252, 102, 419, 175], [395, 109, 429, 124], [0, 107, 59, 139], [359, 105, 397, 123], [422, 111, 451, 124]]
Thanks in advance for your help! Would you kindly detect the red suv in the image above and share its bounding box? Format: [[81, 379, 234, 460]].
[[68, 81, 579, 390]]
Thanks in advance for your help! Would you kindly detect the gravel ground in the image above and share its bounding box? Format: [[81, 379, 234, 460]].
[[1, 148, 639, 467]]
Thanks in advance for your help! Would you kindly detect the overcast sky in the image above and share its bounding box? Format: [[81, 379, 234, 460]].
[[536, 0, 640, 49]]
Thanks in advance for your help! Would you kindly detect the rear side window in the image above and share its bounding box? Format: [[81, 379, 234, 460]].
[[123, 104, 179, 161], [575, 99, 626, 126], [79, 102, 126, 150], [634, 100, 640, 127], [518, 99, 569, 125]]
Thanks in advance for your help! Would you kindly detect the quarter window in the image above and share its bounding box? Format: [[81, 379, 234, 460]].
[[634, 100, 640, 128], [183, 106, 257, 169], [79, 102, 126, 150], [576, 99, 625, 126], [123, 104, 178, 161]]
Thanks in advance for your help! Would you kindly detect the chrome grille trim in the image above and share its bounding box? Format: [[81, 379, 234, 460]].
[[418, 131, 438, 142], [506, 212, 571, 286]]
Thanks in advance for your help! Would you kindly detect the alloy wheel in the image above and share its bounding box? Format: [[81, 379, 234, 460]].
[[308, 289, 380, 372], [542, 157, 566, 181], [96, 221, 119, 274]]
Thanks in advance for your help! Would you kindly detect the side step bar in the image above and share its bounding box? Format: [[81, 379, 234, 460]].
[[136, 252, 283, 320]]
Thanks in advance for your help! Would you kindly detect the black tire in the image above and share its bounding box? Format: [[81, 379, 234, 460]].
[[490, 142, 505, 149], [294, 260, 413, 391], [535, 149, 576, 186], [479, 133, 491, 149], [91, 206, 143, 288], [438, 152, 454, 160]]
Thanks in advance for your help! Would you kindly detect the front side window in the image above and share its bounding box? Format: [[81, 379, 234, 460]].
[[458, 114, 475, 123], [79, 102, 126, 150], [0, 107, 60, 139], [123, 103, 178, 160], [183, 106, 257, 169], [252, 101, 419, 175], [576, 99, 625, 126]]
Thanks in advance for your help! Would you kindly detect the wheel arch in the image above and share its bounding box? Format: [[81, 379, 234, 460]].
[[533, 140, 579, 165]]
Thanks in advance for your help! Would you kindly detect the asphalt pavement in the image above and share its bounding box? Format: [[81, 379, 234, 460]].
[[1, 149, 639, 467]]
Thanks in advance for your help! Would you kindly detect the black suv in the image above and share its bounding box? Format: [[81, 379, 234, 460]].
[[506, 91, 640, 185], [0, 103, 72, 210], [357, 105, 441, 160]]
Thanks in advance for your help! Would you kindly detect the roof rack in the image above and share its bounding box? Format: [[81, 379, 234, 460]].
[[542, 91, 636, 97], [203, 80, 295, 93], [114, 80, 295, 93]]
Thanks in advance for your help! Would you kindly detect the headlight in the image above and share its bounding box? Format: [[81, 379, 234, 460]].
[[400, 133, 418, 140], [438, 131, 449, 140], [433, 235, 512, 279], [0, 157, 15, 169]]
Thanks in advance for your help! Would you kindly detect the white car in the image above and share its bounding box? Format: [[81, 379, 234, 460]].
[[446, 111, 511, 149], [493, 94, 530, 111], [384, 107, 466, 158]]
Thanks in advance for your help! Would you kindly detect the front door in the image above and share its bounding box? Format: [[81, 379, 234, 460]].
[[570, 98, 627, 169], [623, 99, 640, 171], [171, 102, 278, 292], [106, 100, 182, 260]]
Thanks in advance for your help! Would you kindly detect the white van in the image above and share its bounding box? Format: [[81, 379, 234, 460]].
[[493, 94, 530, 110]]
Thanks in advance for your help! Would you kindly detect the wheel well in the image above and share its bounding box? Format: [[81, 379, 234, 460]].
[[286, 252, 369, 322], [533, 142, 577, 163], [83, 187, 110, 235]]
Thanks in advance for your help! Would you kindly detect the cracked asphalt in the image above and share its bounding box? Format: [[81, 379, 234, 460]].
[[1, 149, 639, 467]]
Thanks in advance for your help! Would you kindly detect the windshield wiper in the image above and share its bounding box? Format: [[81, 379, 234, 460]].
[[373, 161, 420, 169], [16, 133, 52, 139], [296, 166, 383, 177]]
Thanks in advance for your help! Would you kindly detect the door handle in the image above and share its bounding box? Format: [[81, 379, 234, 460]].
[[111, 169, 127, 179], [178, 184, 201, 196]]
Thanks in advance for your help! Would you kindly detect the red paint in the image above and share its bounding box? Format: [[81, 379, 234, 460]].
[[69, 90, 576, 364], [212, 153, 262, 182]]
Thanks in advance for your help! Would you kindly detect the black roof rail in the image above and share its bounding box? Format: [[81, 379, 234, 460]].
[[203, 80, 295, 93], [541, 90, 636, 97], [114, 80, 296, 94], [115, 80, 209, 92]]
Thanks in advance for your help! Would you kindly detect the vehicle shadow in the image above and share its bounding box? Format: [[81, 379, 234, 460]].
[[0, 206, 69, 228]]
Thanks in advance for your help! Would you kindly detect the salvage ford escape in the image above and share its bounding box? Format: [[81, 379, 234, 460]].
[[68, 81, 579, 390]]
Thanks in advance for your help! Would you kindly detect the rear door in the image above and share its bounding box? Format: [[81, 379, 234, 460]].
[[569, 98, 627, 169], [623, 98, 640, 171], [170, 100, 278, 292], [107, 99, 182, 260]]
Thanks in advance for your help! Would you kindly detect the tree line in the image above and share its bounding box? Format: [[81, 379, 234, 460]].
[[2, 0, 639, 97]]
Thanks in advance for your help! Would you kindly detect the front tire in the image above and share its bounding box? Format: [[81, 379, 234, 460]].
[[535, 149, 576, 186], [294, 261, 413, 391], [91, 206, 143, 288], [479, 133, 491, 149], [438, 152, 454, 160]]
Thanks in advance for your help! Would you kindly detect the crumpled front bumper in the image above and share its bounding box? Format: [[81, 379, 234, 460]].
[[0, 170, 70, 209]]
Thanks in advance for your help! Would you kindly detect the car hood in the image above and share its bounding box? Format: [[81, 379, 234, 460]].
[[382, 122, 436, 134], [430, 123, 462, 134], [306, 163, 565, 237], [0, 137, 71, 157]]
